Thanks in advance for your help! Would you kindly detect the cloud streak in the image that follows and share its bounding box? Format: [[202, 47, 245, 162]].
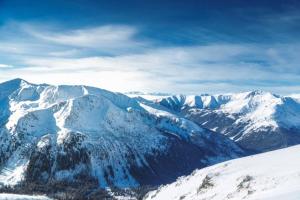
[[24, 24, 146, 51], [0, 21, 300, 94], [0, 64, 13, 68]]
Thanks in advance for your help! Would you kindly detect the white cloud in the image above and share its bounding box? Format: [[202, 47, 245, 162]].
[[0, 64, 13, 68], [0, 22, 300, 94], [48, 49, 80, 57], [0, 43, 298, 94], [24, 24, 146, 51]]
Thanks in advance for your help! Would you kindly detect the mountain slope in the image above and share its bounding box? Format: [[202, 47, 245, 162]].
[[0, 194, 51, 200], [0, 79, 244, 188], [144, 144, 300, 200], [153, 91, 300, 152]]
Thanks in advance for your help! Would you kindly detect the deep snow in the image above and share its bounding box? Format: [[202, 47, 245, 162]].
[[144, 145, 300, 200]]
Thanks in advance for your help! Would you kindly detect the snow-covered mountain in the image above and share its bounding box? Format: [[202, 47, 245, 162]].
[[290, 94, 300, 102], [126, 91, 172, 101], [152, 91, 300, 152], [0, 79, 244, 189], [144, 144, 300, 200]]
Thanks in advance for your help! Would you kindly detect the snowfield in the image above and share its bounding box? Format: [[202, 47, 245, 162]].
[[0, 194, 51, 200], [144, 145, 300, 200]]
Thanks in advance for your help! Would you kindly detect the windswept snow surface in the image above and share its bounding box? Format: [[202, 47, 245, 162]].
[[145, 145, 300, 200]]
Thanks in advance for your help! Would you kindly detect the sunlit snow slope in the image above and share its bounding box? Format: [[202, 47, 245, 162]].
[[145, 144, 300, 200], [0, 194, 52, 200]]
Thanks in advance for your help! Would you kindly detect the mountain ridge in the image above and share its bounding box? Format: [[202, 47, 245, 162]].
[[0, 79, 244, 189], [146, 91, 300, 151]]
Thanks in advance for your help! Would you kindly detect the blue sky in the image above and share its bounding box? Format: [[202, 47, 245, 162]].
[[0, 0, 300, 94]]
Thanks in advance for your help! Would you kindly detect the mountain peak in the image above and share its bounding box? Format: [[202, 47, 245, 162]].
[[0, 78, 32, 100], [245, 90, 271, 97], [0, 78, 27, 86]]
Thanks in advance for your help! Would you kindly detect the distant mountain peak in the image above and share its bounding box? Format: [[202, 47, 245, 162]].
[[155, 91, 300, 151]]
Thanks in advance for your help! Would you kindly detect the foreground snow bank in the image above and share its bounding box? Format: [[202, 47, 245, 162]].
[[0, 193, 51, 200], [144, 145, 300, 200]]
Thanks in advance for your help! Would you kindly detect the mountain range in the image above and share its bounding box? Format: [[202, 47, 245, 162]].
[[0, 79, 299, 199], [0, 79, 244, 189], [149, 91, 300, 152]]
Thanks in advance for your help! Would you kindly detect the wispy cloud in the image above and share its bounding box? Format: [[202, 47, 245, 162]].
[[48, 49, 80, 57], [0, 64, 13, 68], [23, 24, 147, 53], [0, 22, 148, 57], [0, 21, 300, 94], [1, 43, 299, 93]]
